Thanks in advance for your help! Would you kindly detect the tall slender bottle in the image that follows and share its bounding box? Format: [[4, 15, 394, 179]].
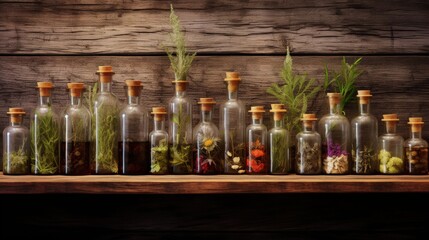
[[268, 104, 290, 174], [220, 72, 246, 174], [404, 117, 428, 174], [119, 80, 149, 175], [296, 114, 322, 175], [246, 106, 268, 174], [31, 82, 60, 175], [193, 98, 221, 174], [150, 107, 169, 174], [351, 90, 378, 174], [378, 114, 404, 174], [318, 93, 350, 174], [92, 66, 120, 174], [61, 83, 91, 175], [169, 79, 193, 174], [3, 108, 30, 175]]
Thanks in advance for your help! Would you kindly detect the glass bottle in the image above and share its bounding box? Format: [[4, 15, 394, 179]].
[[351, 90, 378, 174], [150, 107, 169, 174], [60, 83, 91, 175], [296, 114, 321, 174], [378, 114, 404, 174], [92, 66, 120, 174], [220, 72, 246, 174], [193, 98, 221, 174], [268, 104, 290, 174], [31, 82, 60, 175], [3, 108, 30, 175], [119, 80, 149, 175], [246, 106, 268, 174], [169, 79, 192, 174], [318, 92, 350, 174], [404, 117, 428, 174]]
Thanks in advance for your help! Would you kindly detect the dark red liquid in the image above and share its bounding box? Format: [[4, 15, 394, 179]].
[[118, 141, 150, 175], [60, 141, 90, 175]]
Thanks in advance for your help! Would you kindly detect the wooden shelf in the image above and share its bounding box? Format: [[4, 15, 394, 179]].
[[1, 173, 429, 194]]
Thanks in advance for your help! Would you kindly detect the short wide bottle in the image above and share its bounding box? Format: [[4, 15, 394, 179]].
[[3, 108, 30, 175], [404, 117, 428, 174], [246, 106, 268, 174], [378, 114, 404, 174]]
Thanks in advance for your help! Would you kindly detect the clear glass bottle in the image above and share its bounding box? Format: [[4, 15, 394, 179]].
[[169, 79, 192, 174], [296, 114, 321, 175], [268, 104, 290, 174], [119, 80, 149, 175], [31, 82, 60, 175], [246, 106, 268, 174], [351, 90, 378, 174], [378, 114, 404, 174], [220, 72, 246, 174], [3, 108, 30, 175], [92, 66, 120, 174], [404, 117, 428, 174], [318, 92, 350, 174], [60, 83, 91, 175], [150, 107, 169, 174], [193, 98, 221, 174]]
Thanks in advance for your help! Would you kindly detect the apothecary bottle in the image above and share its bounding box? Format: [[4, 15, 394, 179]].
[[246, 106, 268, 174], [193, 98, 221, 174], [169, 79, 192, 174], [119, 80, 149, 175], [31, 82, 60, 175], [318, 93, 350, 174], [296, 114, 321, 174], [404, 117, 428, 174], [351, 90, 378, 174], [60, 83, 91, 175], [220, 72, 246, 174], [150, 107, 169, 174], [92, 66, 120, 174], [3, 108, 30, 175], [378, 114, 404, 174], [268, 104, 290, 174]]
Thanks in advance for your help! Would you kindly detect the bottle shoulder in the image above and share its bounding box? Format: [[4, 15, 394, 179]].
[[404, 137, 428, 147], [3, 125, 29, 135]]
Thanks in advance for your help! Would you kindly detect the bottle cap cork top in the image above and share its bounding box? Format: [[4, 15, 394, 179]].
[[301, 113, 318, 121], [97, 66, 115, 74], [408, 117, 424, 125], [198, 98, 216, 105], [249, 106, 265, 113], [67, 83, 85, 89], [151, 107, 167, 115], [357, 90, 372, 97], [382, 114, 399, 122], [327, 92, 341, 98], [172, 80, 188, 84], [125, 80, 143, 87], [37, 82, 54, 89], [270, 104, 287, 113], [7, 107, 25, 115], [224, 72, 241, 81]]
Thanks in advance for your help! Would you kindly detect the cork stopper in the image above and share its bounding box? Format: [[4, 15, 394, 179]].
[[249, 106, 265, 119], [408, 117, 424, 133], [67, 83, 85, 97], [198, 98, 216, 111], [125, 80, 143, 97], [270, 104, 287, 121], [357, 90, 372, 104], [151, 106, 167, 121], [172, 80, 188, 92], [96, 66, 115, 83], [37, 82, 53, 97], [301, 113, 318, 128], [327, 92, 341, 107], [7, 107, 25, 123], [382, 114, 399, 132], [224, 72, 241, 92]]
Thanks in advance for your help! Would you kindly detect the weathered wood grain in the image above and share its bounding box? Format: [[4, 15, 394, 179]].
[[1, 0, 428, 54], [0, 55, 428, 139], [1, 174, 429, 193]]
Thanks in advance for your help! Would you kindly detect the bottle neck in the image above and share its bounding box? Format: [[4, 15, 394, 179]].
[[411, 131, 422, 139], [385, 123, 397, 134], [303, 121, 316, 132], [329, 103, 341, 115], [252, 118, 263, 125], [175, 90, 186, 98], [100, 82, 112, 93], [228, 90, 238, 100], [274, 119, 283, 128], [154, 119, 165, 131], [201, 110, 212, 123], [70, 96, 82, 106], [128, 95, 140, 105], [359, 103, 370, 115], [39, 96, 52, 107], [11, 121, 22, 127]]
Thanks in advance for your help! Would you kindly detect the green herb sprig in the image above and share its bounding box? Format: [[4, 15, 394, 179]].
[[3, 141, 29, 174], [267, 47, 320, 133]]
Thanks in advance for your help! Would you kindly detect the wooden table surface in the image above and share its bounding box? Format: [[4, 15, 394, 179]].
[[2, 173, 429, 194]]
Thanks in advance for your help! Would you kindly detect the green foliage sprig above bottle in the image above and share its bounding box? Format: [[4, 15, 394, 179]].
[[267, 47, 320, 134]]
